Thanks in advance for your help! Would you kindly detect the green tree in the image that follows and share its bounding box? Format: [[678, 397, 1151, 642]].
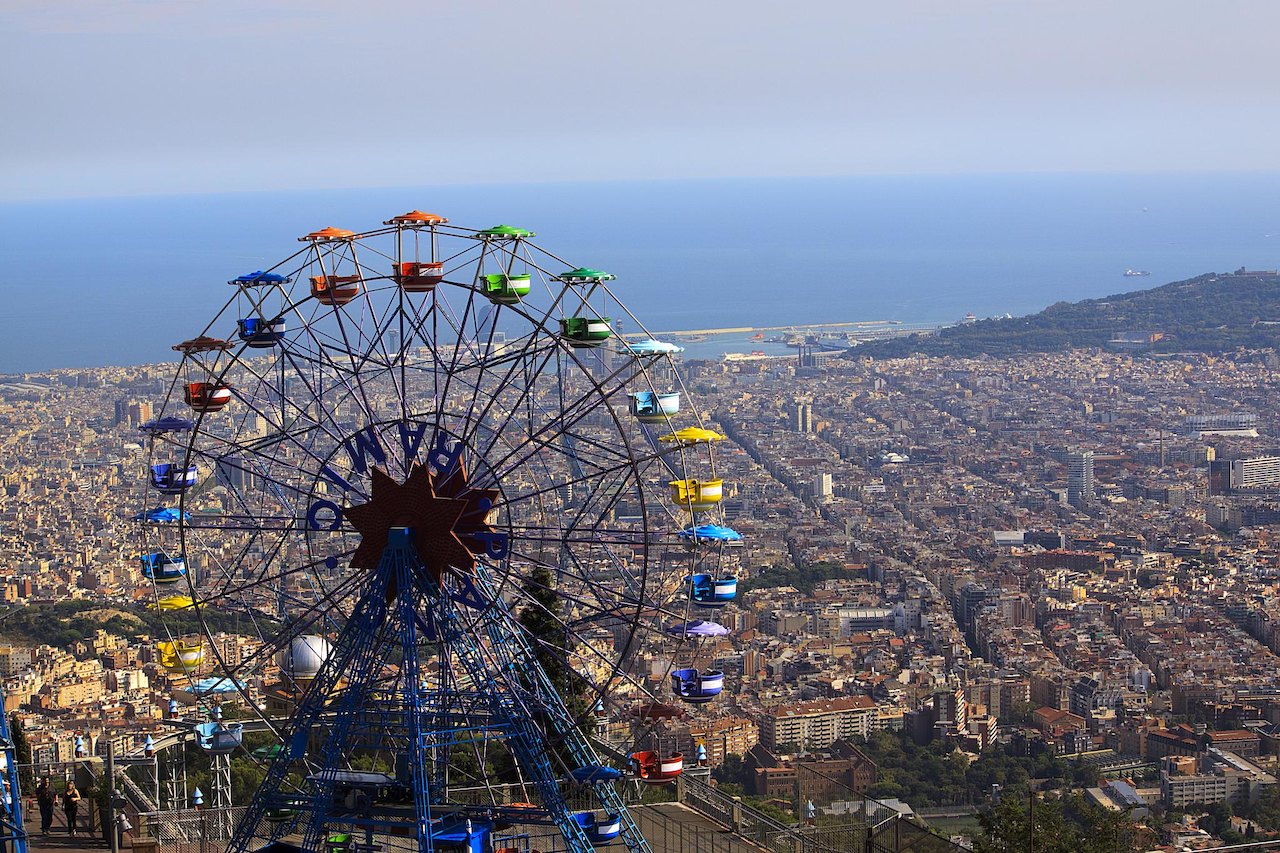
[[229, 757, 265, 806], [975, 792, 1138, 853], [518, 565, 568, 688], [713, 753, 750, 788], [1067, 793, 1139, 853], [516, 565, 594, 760], [1006, 701, 1037, 726], [1071, 760, 1100, 788], [975, 793, 1078, 853]]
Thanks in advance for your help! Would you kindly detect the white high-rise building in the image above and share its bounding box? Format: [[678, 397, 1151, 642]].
[[793, 398, 814, 433], [1066, 450, 1095, 507], [814, 472, 833, 500]]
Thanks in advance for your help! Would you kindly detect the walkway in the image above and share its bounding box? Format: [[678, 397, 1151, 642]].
[[23, 808, 109, 853], [633, 802, 766, 852]]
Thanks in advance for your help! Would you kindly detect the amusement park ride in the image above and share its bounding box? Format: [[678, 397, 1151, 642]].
[[129, 212, 745, 852]]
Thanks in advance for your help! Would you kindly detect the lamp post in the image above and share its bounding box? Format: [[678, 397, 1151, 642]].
[[193, 787, 207, 853]]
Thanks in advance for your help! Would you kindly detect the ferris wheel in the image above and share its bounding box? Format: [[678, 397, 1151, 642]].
[[131, 211, 744, 853]]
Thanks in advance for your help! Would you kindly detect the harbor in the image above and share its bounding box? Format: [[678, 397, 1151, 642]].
[[642, 319, 949, 360]]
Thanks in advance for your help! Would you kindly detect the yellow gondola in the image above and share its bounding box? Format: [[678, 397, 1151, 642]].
[[157, 640, 204, 673], [669, 478, 723, 512]]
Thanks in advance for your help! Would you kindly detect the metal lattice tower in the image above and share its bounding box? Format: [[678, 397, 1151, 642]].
[[224, 526, 651, 853], [0, 694, 29, 853]]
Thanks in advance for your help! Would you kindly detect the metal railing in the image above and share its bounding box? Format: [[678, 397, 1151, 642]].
[[138, 806, 247, 853], [131, 775, 966, 853]]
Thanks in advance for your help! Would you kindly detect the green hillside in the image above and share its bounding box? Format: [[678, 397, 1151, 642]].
[[857, 271, 1280, 358]]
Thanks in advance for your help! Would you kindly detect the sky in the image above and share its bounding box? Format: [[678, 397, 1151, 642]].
[[2, 0, 1278, 201]]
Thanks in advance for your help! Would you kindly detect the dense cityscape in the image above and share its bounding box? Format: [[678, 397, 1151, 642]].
[[6, 333, 1280, 850]]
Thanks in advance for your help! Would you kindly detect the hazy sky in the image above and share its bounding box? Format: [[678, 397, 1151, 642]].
[[2, 0, 1277, 201]]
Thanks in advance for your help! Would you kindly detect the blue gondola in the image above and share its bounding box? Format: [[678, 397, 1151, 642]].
[[569, 764, 624, 784], [140, 552, 187, 584], [150, 463, 198, 494], [194, 721, 244, 754], [629, 391, 680, 423], [670, 668, 724, 704], [131, 507, 189, 523], [677, 524, 742, 544], [237, 316, 288, 348], [571, 811, 623, 846], [139, 416, 195, 434], [229, 270, 291, 286], [430, 818, 492, 852], [688, 573, 737, 607]]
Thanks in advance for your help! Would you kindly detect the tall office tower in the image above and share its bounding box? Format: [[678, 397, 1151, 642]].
[[217, 459, 259, 493], [813, 472, 833, 500], [1066, 450, 1095, 507], [793, 398, 814, 434], [126, 400, 153, 428]]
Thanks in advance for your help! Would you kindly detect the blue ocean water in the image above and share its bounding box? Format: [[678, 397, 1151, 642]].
[[2, 173, 1279, 373]]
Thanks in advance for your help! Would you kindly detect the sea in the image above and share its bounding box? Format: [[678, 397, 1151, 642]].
[[2, 172, 1279, 373]]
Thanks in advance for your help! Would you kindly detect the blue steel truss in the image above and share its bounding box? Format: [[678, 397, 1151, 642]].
[[0, 692, 28, 853], [224, 527, 651, 853]]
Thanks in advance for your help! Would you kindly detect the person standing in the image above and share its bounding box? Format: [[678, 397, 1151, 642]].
[[61, 782, 81, 836], [35, 778, 54, 836]]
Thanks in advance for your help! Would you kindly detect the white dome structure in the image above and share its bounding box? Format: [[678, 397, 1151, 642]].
[[276, 635, 332, 680]]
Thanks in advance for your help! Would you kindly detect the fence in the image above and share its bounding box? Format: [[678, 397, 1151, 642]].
[[133, 776, 966, 853], [137, 806, 247, 853], [868, 819, 966, 853]]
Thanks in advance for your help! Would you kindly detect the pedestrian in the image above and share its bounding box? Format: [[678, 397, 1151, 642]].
[[62, 782, 81, 836], [35, 777, 54, 835]]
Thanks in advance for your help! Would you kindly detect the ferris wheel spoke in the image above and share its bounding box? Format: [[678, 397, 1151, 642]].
[[329, 256, 405, 402], [507, 558, 648, 625], [566, 484, 641, 546], [183, 522, 292, 613], [196, 546, 359, 617], [481, 361, 645, 478], [182, 432, 331, 508], [495, 561, 663, 707], [506, 524, 647, 547], [396, 293, 450, 377], [453, 310, 525, 443], [298, 242, 384, 425], [456, 295, 613, 460], [431, 258, 489, 414], [222, 351, 340, 447], [496, 457, 631, 510], [213, 575, 363, 681], [454, 336, 565, 454], [275, 347, 377, 459], [323, 303, 382, 426]]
